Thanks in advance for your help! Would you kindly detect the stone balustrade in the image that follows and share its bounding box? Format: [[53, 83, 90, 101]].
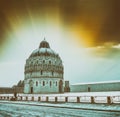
[[0, 95, 120, 104]]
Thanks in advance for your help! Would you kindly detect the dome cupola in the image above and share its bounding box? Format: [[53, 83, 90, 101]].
[[39, 38, 50, 48]]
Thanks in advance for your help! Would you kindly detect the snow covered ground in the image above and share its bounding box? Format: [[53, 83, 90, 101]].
[[0, 100, 120, 117], [0, 100, 120, 111]]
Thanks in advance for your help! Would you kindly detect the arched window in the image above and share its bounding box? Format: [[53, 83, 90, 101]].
[[49, 61, 51, 64], [36, 81, 38, 86], [52, 71, 54, 76], [43, 60, 45, 64], [41, 70, 43, 75], [50, 81, 52, 87], [43, 81, 45, 86], [36, 60, 38, 64]]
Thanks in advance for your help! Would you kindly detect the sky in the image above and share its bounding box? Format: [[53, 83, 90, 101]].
[[0, 0, 120, 87]]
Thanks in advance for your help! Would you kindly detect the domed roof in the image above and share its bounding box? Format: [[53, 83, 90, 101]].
[[25, 39, 64, 79], [29, 39, 59, 58], [39, 39, 50, 48]]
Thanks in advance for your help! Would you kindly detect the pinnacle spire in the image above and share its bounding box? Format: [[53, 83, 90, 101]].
[[44, 37, 46, 41]]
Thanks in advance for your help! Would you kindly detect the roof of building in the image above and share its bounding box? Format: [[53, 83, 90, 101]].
[[71, 80, 120, 85], [29, 39, 59, 58]]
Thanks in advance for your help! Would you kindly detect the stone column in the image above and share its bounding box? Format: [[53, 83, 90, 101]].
[[65, 97, 68, 102], [55, 97, 57, 102], [46, 96, 49, 102], [77, 97, 80, 103], [91, 96, 94, 103], [107, 96, 111, 104], [38, 97, 41, 101]]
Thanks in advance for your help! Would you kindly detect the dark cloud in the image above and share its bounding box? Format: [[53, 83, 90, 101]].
[[0, 0, 120, 51], [60, 0, 120, 46], [95, 0, 120, 45], [0, 10, 12, 49]]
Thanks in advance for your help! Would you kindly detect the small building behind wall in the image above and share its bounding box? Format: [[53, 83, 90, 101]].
[[70, 81, 120, 92], [0, 80, 24, 94]]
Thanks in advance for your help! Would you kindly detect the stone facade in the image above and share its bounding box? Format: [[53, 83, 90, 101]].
[[24, 39, 64, 94]]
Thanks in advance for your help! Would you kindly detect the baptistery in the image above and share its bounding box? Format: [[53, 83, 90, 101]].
[[24, 39, 64, 93]]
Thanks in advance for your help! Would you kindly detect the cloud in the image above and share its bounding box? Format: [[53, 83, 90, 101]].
[[88, 43, 120, 59], [59, 0, 120, 47], [0, 0, 120, 51]]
